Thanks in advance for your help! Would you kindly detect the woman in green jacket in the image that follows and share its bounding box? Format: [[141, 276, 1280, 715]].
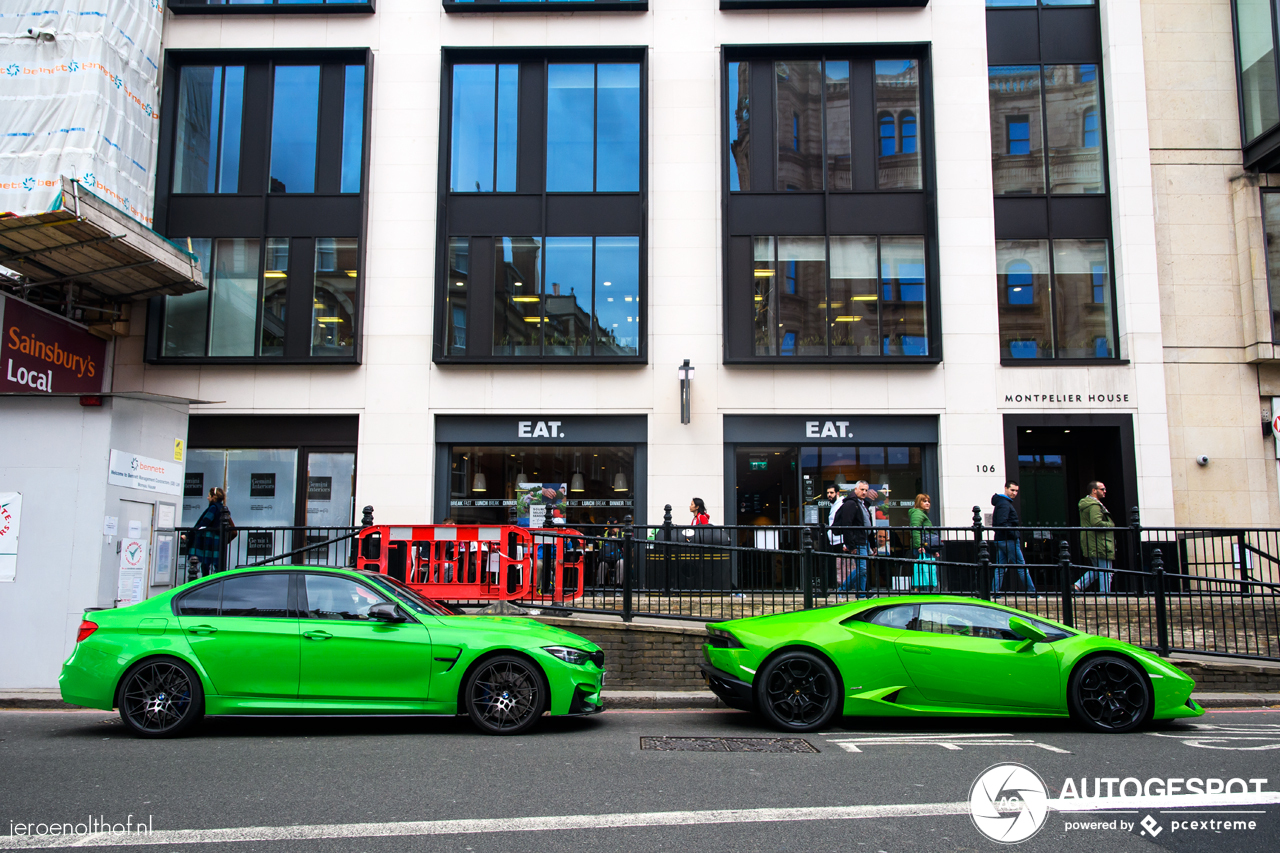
[[909, 494, 937, 591]]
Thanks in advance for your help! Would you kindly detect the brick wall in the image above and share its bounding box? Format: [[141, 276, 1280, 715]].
[[1171, 659, 1280, 693]]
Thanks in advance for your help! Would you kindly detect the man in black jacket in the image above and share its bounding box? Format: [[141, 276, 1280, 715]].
[[991, 481, 1035, 592], [832, 480, 874, 595]]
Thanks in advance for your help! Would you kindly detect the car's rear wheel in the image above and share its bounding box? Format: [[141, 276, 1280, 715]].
[[1068, 655, 1150, 733], [118, 658, 204, 738], [756, 650, 840, 733], [464, 655, 547, 735]]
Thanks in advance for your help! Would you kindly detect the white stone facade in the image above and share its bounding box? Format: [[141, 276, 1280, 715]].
[[113, 0, 1177, 527]]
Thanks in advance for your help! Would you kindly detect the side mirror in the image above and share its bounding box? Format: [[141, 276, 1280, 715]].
[[1008, 616, 1047, 644], [368, 603, 407, 623]]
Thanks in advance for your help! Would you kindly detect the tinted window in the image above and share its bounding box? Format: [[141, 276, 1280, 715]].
[[178, 581, 222, 616], [917, 603, 1019, 639], [869, 604, 916, 628], [270, 66, 321, 193], [304, 574, 388, 620], [173, 66, 244, 194], [220, 573, 291, 618], [546, 63, 640, 192]]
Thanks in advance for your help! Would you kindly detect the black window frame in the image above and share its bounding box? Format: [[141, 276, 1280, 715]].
[[721, 0, 926, 9], [443, 0, 647, 10], [170, 0, 375, 14], [146, 48, 373, 366], [173, 571, 299, 618], [721, 44, 940, 365], [434, 47, 648, 365], [987, 4, 1122, 366], [1230, 0, 1280, 168]]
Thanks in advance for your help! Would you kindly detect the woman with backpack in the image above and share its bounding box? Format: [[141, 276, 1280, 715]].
[[189, 487, 233, 578]]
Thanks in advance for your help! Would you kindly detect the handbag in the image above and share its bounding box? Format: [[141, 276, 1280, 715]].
[[912, 554, 938, 589], [221, 506, 239, 542]]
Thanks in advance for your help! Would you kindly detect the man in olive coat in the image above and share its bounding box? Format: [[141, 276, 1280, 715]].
[[1076, 480, 1115, 593]]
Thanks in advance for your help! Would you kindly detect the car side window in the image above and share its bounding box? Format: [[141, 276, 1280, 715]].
[[177, 581, 223, 616], [869, 604, 917, 629], [303, 574, 389, 620], [916, 604, 1018, 640], [220, 573, 290, 618]]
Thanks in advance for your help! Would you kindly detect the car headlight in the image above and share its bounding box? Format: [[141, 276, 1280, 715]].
[[706, 628, 744, 649], [543, 645, 603, 667]]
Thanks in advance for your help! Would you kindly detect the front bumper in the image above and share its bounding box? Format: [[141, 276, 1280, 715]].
[[566, 683, 605, 716], [700, 663, 754, 711]]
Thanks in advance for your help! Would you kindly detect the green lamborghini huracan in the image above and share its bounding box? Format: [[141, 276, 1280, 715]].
[[700, 596, 1203, 733]]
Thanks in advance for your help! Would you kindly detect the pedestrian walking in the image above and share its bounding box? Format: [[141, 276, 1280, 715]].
[[991, 481, 1035, 592], [1076, 480, 1115, 593], [908, 493, 938, 591], [689, 498, 710, 525], [832, 480, 874, 595], [824, 484, 849, 591], [188, 487, 231, 577]]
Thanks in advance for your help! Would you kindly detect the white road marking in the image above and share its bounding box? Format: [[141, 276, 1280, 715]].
[[826, 732, 1071, 754], [1146, 723, 1280, 751], [4, 794, 1279, 849]]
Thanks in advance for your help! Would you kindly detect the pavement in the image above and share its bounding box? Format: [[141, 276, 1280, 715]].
[[2, 706, 1280, 852]]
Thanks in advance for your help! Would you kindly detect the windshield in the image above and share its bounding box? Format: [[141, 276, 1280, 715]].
[[363, 574, 463, 617]]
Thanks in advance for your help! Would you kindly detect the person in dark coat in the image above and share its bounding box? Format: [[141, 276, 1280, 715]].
[[189, 487, 229, 578], [991, 480, 1034, 592], [831, 480, 874, 595]]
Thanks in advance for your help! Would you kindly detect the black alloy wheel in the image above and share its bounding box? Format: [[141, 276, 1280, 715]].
[[756, 650, 840, 733], [464, 655, 547, 735], [118, 658, 204, 738], [1068, 655, 1151, 733]]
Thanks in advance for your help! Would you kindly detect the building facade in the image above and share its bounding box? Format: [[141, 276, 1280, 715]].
[[107, 0, 1177, 539]]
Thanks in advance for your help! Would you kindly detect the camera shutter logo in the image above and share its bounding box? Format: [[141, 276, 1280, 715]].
[[969, 763, 1050, 843]]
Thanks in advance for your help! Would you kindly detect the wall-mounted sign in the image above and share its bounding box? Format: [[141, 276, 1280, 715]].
[[307, 477, 332, 501], [117, 537, 147, 605], [996, 370, 1136, 409], [174, 439, 185, 462], [249, 473, 276, 498], [518, 420, 565, 438], [108, 450, 185, 497], [184, 472, 204, 498], [0, 294, 107, 394], [0, 492, 20, 583]]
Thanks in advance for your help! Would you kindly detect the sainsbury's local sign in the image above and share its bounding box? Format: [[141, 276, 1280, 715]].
[[0, 294, 106, 394]]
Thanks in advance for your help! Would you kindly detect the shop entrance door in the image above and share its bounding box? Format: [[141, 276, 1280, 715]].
[[734, 446, 800, 530], [119, 500, 154, 603]]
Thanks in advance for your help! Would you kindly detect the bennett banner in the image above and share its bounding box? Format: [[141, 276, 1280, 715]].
[[108, 449, 184, 496], [0, 294, 107, 394]]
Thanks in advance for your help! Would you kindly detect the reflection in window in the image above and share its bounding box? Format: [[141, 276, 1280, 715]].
[[491, 235, 639, 357], [450, 64, 518, 192], [776, 61, 823, 191], [163, 239, 212, 357], [753, 235, 927, 358], [341, 65, 365, 193], [209, 238, 261, 357], [546, 63, 640, 192], [989, 66, 1043, 194], [1260, 193, 1280, 339], [447, 238, 469, 355], [220, 574, 290, 618], [996, 241, 1053, 359], [261, 238, 289, 357], [270, 66, 321, 193], [1238, 0, 1280, 142], [1056, 240, 1114, 358], [728, 61, 751, 191], [1082, 108, 1099, 148], [1045, 65, 1103, 193], [304, 574, 388, 621], [825, 61, 851, 190], [173, 66, 244, 193], [875, 60, 922, 190], [311, 238, 359, 356]]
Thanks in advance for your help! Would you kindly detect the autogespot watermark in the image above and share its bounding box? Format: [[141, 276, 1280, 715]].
[[968, 763, 1274, 844], [7, 815, 153, 838]]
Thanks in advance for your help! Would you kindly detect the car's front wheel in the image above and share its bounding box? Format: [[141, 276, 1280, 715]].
[[756, 650, 840, 733], [464, 655, 547, 735], [1068, 655, 1151, 733], [118, 657, 204, 738]]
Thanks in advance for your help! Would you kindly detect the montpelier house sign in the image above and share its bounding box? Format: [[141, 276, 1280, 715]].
[[995, 368, 1137, 409]]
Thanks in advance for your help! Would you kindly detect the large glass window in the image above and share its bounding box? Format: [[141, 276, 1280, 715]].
[[753, 235, 927, 358], [728, 61, 751, 191], [546, 63, 640, 192], [995, 239, 1115, 360], [173, 66, 244, 194], [492, 235, 639, 357], [776, 61, 824, 191], [270, 66, 321, 194], [449, 445, 635, 526], [875, 60, 922, 190], [156, 52, 369, 364], [1261, 192, 1280, 339], [989, 64, 1103, 195], [451, 64, 518, 192], [446, 238, 470, 356], [1237, 0, 1280, 143]]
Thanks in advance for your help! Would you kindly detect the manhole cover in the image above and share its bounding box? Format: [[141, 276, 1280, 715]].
[[640, 737, 818, 753]]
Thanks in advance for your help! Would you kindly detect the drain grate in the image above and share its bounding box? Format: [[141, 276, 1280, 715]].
[[640, 736, 819, 753]]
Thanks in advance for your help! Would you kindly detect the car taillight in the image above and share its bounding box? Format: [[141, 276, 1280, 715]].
[[76, 620, 98, 643]]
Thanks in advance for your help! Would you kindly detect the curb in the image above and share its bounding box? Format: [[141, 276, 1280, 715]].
[[1191, 692, 1280, 709], [601, 690, 725, 710]]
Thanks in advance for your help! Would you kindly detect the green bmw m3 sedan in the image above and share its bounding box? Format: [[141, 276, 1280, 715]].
[[60, 567, 605, 738], [700, 596, 1204, 734]]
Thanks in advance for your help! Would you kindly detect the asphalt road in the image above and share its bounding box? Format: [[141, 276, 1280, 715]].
[[2, 707, 1279, 853]]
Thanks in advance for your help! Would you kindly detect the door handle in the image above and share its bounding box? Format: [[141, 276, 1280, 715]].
[[187, 625, 217, 635], [900, 644, 931, 655], [303, 630, 333, 641]]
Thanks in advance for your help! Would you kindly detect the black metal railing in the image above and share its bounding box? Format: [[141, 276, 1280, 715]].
[[174, 523, 362, 585]]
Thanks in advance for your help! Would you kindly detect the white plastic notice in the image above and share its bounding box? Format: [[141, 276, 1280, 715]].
[[0, 492, 21, 582], [117, 536, 146, 604]]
